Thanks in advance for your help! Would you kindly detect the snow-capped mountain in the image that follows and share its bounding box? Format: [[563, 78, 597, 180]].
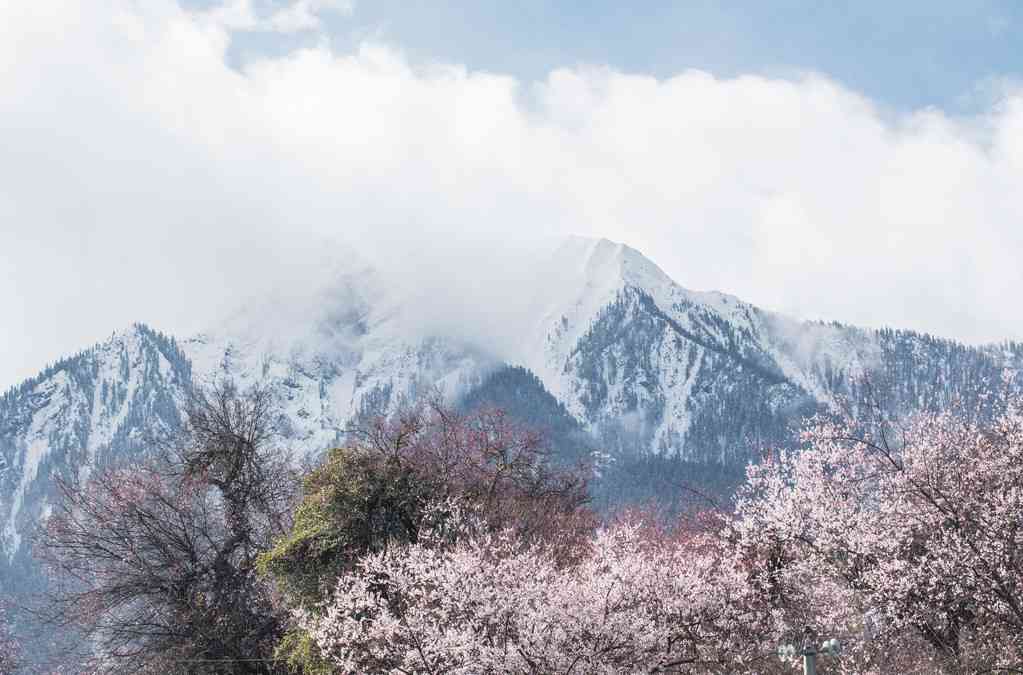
[[0, 325, 191, 587], [182, 255, 495, 455], [3, 236, 1021, 587]]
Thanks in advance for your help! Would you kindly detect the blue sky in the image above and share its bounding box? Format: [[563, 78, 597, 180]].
[[210, 0, 1021, 112], [3, 0, 1023, 386]]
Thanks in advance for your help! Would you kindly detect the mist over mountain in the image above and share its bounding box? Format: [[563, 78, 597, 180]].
[[3, 236, 1021, 634]]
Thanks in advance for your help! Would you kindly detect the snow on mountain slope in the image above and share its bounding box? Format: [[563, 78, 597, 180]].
[[515, 237, 810, 459], [521, 237, 784, 388], [513, 236, 1017, 461], [0, 325, 190, 570], [3, 235, 1021, 574], [181, 247, 495, 451]]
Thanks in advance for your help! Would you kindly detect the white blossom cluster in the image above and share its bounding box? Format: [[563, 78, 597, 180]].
[[301, 513, 768, 674]]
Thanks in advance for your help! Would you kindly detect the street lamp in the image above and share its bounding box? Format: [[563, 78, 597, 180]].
[[777, 626, 841, 675]]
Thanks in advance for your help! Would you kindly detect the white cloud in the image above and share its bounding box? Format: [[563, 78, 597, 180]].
[[270, 0, 354, 32], [199, 0, 354, 34], [2, 0, 1022, 387]]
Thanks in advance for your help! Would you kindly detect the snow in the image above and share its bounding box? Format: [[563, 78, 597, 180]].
[[5, 233, 994, 563], [177, 265, 491, 457], [518, 237, 642, 400], [3, 373, 69, 560]]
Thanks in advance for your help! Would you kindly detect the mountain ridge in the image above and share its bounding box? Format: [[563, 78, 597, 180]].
[[3, 236, 1022, 582]]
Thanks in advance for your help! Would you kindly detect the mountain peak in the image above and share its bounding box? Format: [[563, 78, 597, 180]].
[[552, 235, 691, 300]]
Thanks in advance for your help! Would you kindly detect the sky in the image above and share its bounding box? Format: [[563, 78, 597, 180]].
[[2, 0, 1023, 387]]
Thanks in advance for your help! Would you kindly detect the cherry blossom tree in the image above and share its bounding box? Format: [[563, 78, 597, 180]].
[[297, 499, 777, 674], [733, 389, 1023, 673]]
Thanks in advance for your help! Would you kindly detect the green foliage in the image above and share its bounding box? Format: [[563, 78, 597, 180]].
[[261, 445, 434, 674], [258, 445, 434, 608], [274, 628, 333, 675]]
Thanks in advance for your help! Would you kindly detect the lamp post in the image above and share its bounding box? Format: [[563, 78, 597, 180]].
[[801, 626, 818, 675]]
